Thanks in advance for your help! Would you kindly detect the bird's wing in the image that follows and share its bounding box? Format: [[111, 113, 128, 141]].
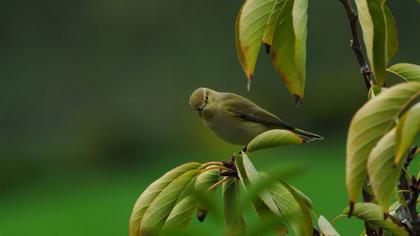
[[222, 93, 294, 130]]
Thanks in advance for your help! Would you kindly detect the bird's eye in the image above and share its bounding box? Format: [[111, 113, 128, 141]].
[[205, 95, 208, 101]]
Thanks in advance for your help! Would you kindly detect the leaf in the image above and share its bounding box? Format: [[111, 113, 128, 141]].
[[346, 82, 420, 202], [388, 63, 420, 82], [395, 102, 420, 163], [139, 169, 201, 235], [262, 0, 286, 48], [235, 152, 288, 234], [223, 177, 247, 236], [163, 195, 197, 230], [129, 162, 202, 236], [236, 0, 277, 79], [241, 167, 305, 209], [195, 167, 220, 221], [355, 0, 398, 86], [246, 129, 304, 153], [270, 0, 308, 101], [367, 85, 384, 100], [235, 152, 281, 215], [270, 181, 313, 236], [367, 128, 403, 212], [344, 203, 409, 236], [318, 215, 340, 236], [384, 5, 398, 62]]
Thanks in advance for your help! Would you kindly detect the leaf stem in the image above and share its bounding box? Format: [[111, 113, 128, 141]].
[[208, 177, 230, 191], [202, 166, 231, 172], [338, 0, 373, 90]]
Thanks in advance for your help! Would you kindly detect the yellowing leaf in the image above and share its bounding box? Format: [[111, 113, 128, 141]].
[[246, 129, 304, 153], [387, 63, 420, 82], [270, 0, 308, 101], [236, 0, 277, 79], [346, 82, 420, 202], [395, 102, 420, 164], [367, 128, 403, 212], [129, 162, 202, 236], [355, 0, 398, 86], [344, 203, 408, 236]]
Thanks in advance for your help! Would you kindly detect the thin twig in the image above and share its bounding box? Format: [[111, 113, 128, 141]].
[[338, 0, 373, 90]]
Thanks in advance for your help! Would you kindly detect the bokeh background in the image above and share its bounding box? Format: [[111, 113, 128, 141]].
[[1, 0, 419, 235]]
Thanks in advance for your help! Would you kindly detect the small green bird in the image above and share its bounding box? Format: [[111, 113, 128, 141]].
[[189, 87, 323, 145]]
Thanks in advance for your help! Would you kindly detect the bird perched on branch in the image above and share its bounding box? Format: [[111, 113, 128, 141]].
[[189, 87, 323, 145]]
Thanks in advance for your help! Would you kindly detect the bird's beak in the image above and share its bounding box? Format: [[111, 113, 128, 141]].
[[196, 106, 204, 115]]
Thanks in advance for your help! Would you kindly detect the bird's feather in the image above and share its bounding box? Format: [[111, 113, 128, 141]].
[[220, 93, 294, 130]]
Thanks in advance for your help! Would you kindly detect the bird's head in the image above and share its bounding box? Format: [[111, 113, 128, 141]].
[[189, 87, 217, 114]]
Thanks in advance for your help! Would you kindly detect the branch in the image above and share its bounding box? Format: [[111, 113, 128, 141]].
[[398, 145, 419, 235], [362, 188, 381, 236], [338, 0, 373, 90]]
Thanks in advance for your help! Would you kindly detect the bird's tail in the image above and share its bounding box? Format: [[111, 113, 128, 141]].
[[292, 128, 324, 143]]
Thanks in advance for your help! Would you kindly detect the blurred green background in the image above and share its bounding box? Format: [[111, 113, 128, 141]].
[[0, 0, 419, 235]]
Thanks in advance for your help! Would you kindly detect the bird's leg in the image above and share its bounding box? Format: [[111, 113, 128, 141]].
[[220, 156, 239, 178]]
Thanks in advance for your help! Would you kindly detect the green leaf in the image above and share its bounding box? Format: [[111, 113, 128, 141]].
[[140, 169, 201, 235], [129, 162, 202, 236], [318, 215, 340, 236], [235, 152, 281, 215], [223, 177, 247, 236], [270, 181, 313, 236], [241, 167, 305, 209], [367, 85, 384, 100], [236, 0, 276, 79], [262, 0, 286, 48], [355, 0, 398, 86], [367, 128, 403, 212], [346, 82, 420, 202], [195, 167, 220, 221], [246, 129, 304, 153], [344, 203, 409, 236], [270, 0, 308, 101], [235, 152, 288, 234], [395, 102, 420, 164], [388, 63, 420, 82], [384, 5, 398, 62], [163, 195, 197, 230]]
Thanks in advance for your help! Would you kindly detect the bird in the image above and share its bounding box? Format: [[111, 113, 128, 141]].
[[189, 87, 323, 145]]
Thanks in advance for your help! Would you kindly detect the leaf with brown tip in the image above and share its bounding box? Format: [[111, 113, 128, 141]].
[[270, 0, 308, 100]]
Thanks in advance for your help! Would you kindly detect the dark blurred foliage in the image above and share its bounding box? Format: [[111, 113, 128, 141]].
[[0, 0, 419, 189], [0, 1, 419, 235]]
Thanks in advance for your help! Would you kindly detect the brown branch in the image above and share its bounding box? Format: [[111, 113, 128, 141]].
[[362, 188, 381, 236], [398, 145, 419, 235], [338, 0, 373, 90]]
